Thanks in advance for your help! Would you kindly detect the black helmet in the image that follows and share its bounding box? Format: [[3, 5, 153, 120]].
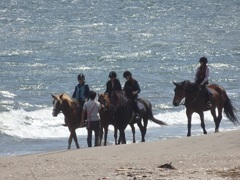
[[78, 73, 85, 80], [199, 57, 208, 64], [123, 71, 132, 78], [108, 71, 117, 78]]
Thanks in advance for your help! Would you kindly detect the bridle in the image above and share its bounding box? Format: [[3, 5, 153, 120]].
[[99, 95, 110, 111], [173, 85, 186, 106]]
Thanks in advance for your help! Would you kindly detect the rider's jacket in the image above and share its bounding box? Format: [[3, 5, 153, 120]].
[[72, 83, 90, 102], [195, 65, 209, 85]]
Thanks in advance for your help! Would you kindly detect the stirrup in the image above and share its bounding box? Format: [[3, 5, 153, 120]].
[[206, 101, 212, 108], [135, 113, 140, 119]]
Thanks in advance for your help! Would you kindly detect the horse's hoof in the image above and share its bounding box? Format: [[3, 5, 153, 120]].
[[204, 131, 207, 134], [187, 133, 191, 137], [215, 129, 219, 133]]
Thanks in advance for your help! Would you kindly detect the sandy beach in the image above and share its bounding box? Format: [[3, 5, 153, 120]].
[[1, 130, 240, 180]]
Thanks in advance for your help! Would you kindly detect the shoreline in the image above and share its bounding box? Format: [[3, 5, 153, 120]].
[[1, 130, 240, 179]]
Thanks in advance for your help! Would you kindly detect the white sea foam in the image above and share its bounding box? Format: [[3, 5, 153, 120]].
[[0, 91, 17, 98], [1, 106, 238, 139], [0, 108, 87, 139]]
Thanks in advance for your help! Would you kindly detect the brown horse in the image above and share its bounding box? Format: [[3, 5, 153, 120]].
[[98, 94, 118, 146], [110, 91, 167, 144], [173, 80, 239, 136], [51, 93, 84, 149]]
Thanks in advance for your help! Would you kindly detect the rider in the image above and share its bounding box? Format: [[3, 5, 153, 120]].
[[123, 71, 141, 119], [105, 71, 122, 97], [194, 57, 212, 108], [72, 73, 90, 108], [62, 73, 90, 126]]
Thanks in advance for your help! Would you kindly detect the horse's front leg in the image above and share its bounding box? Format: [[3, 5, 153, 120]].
[[104, 126, 108, 146], [186, 110, 193, 137], [119, 129, 126, 144], [199, 112, 207, 135], [68, 131, 79, 149], [99, 126, 103, 146]]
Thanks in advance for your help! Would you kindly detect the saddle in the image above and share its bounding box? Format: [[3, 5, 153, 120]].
[[129, 99, 146, 123], [200, 86, 212, 98], [135, 98, 147, 118]]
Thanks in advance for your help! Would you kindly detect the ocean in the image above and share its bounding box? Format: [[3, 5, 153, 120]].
[[0, 0, 240, 156]]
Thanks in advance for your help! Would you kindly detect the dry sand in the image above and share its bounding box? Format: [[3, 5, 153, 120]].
[[1, 130, 240, 180]]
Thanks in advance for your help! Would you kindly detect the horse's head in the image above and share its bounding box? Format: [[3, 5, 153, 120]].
[[52, 93, 79, 117], [173, 80, 200, 106], [98, 94, 110, 109], [172, 81, 189, 106], [51, 94, 64, 117]]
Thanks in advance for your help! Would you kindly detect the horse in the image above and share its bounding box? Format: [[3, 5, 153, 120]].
[[172, 80, 239, 136], [98, 93, 143, 145], [98, 94, 118, 146], [51, 93, 84, 149], [110, 91, 167, 144]]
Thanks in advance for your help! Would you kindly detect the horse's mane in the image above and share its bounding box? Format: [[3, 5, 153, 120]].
[[182, 80, 200, 93], [114, 91, 129, 106], [61, 93, 74, 102], [58, 93, 79, 108]]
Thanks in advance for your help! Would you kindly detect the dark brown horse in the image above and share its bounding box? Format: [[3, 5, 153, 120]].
[[98, 94, 118, 146], [98, 93, 146, 145], [173, 80, 239, 136], [51, 93, 84, 149], [110, 91, 167, 144]]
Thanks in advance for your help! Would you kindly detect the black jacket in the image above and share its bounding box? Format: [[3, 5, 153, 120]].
[[105, 79, 122, 96]]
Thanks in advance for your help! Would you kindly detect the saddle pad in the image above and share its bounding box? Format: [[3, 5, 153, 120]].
[[137, 101, 145, 111]]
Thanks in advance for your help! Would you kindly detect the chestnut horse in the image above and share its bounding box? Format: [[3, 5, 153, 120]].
[[109, 91, 167, 144], [51, 93, 84, 149], [173, 80, 239, 136]]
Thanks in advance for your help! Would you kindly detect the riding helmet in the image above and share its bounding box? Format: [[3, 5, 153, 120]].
[[123, 71, 132, 78], [108, 71, 117, 78], [199, 57, 208, 64], [78, 73, 85, 80]]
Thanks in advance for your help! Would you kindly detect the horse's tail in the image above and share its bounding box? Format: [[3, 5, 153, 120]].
[[139, 97, 167, 126], [224, 95, 239, 125], [150, 116, 167, 126]]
